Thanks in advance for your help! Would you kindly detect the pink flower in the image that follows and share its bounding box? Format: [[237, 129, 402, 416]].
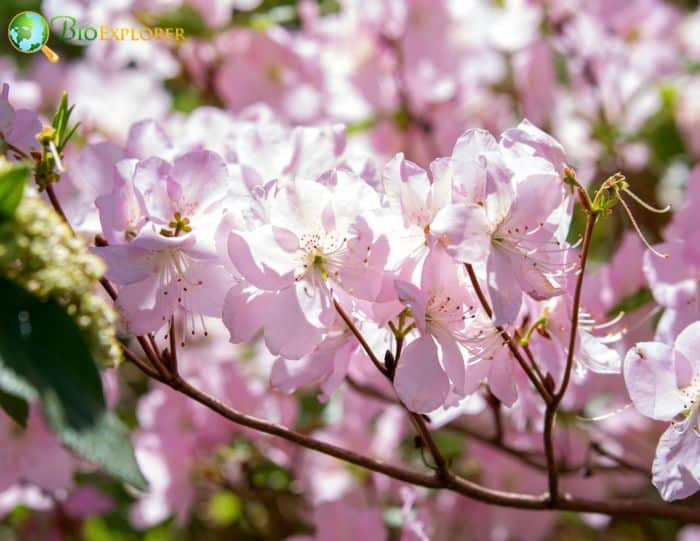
[[0, 407, 76, 494], [393, 248, 486, 412], [270, 320, 362, 401], [512, 41, 557, 127], [224, 171, 389, 359], [287, 499, 387, 541], [0, 83, 41, 158], [215, 28, 324, 123], [94, 150, 235, 335], [438, 124, 572, 325], [624, 321, 700, 500]]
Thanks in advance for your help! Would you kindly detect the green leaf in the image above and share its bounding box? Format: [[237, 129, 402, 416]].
[[0, 387, 28, 427], [0, 278, 147, 490], [50, 92, 80, 153], [0, 161, 30, 222]]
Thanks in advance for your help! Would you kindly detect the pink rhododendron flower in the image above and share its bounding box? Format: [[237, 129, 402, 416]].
[[0, 407, 76, 494], [224, 171, 389, 358], [624, 321, 700, 501], [435, 123, 573, 325], [94, 150, 235, 335], [393, 248, 488, 412]]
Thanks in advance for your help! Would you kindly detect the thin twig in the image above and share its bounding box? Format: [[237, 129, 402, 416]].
[[333, 299, 387, 376], [342, 378, 645, 478], [543, 212, 597, 504], [590, 442, 649, 477], [46, 185, 73, 233], [168, 317, 179, 373], [118, 344, 161, 381], [522, 342, 548, 387]]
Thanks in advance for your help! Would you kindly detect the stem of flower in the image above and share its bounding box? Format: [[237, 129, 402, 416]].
[[543, 211, 597, 504]]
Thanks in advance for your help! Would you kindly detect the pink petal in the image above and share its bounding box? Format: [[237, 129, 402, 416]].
[[430, 204, 491, 263], [263, 286, 324, 359], [222, 285, 273, 343], [394, 336, 449, 413], [643, 241, 698, 308], [93, 245, 158, 285], [652, 412, 700, 501], [623, 342, 685, 421], [487, 248, 523, 326], [227, 226, 296, 290], [394, 280, 428, 334]]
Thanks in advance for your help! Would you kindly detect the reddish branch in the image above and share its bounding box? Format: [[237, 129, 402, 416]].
[[543, 211, 598, 504]]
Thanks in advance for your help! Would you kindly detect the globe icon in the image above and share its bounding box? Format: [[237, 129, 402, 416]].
[[8, 11, 59, 63]]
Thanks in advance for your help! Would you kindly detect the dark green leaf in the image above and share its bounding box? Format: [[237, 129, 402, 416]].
[[0, 161, 30, 222], [0, 278, 147, 490], [0, 387, 28, 427]]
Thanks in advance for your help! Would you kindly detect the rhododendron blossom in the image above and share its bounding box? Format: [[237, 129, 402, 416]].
[[624, 321, 700, 501], [6, 1, 700, 539], [223, 171, 389, 358], [94, 150, 235, 335]]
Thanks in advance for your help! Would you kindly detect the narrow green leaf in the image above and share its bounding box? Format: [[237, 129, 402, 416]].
[[0, 387, 29, 427], [59, 121, 81, 153], [52, 92, 69, 138], [0, 278, 147, 490], [0, 161, 30, 222]]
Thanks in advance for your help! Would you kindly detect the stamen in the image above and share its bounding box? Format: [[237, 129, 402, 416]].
[[621, 187, 671, 214], [576, 403, 633, 422], [618, 196, 668, 259]]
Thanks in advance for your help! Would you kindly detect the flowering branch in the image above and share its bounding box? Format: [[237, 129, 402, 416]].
[[23, 90, 700, 527], [42, 177, 700, 520]]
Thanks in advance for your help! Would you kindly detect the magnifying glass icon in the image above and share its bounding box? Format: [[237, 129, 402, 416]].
[[8, 11, 60, 64]]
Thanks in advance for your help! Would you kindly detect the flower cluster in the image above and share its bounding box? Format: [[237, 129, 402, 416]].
[[4, 0, 700, 539]]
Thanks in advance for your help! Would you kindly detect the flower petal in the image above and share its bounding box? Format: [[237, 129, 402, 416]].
[[394, 336, 449, 413], [652, 412, 700, 501], [623, 342, 686, 421], [487, 248, 523, 326]]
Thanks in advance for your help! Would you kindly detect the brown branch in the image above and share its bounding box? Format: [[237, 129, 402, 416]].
[[167, 317, 179, 373], [543, 212, 598, 504], [165, 374, 700, 522], [46, 185, 72, 232], [333, 299, 388, 377], [118, 343, 162, 381], [345, 357, 643, 478]]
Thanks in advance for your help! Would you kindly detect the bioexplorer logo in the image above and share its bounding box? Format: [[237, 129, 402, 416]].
[[8, 11, 59, 63], [8, 10, 185, 63]]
